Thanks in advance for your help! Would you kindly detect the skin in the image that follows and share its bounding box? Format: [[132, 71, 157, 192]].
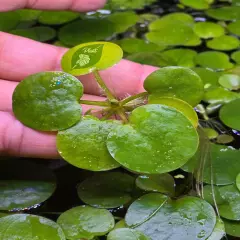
[[0, 0, 157, 159]]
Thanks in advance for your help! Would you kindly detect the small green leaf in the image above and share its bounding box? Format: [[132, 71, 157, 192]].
[[227, 20, 240, 36], [11, 26, 56, 42], [77, 172, 135, 208], [193, 22, 225, 39], [107, 104, 199, 174], [203, 128, 219, 139], [107, 11, 139, 33], [195, 51, 234, 70], [59, 19, 115, 47], [203, 87, 240, 104], [216, 134, 234, 144], [107, 228, 150, 240], [107, 0, 156, 10], [159, 48, 198, 67], [0, 11, 20, 31], [148, 97, 198, 128], [12, 71, 83, 131], [38, 10, 80, 25], [223, 219, 240, 237], [0, 214, 65, 240], [126, 194, 216, 240], [117, 38, 165, 54], [207, 218, 225, 240], [220, 98, 240, 130], [61, 42, 123, 75], [16, 9, 42, 21], [206, 6, 240, 21], [57, 117, 120, 171], [114, 219, 127, 229], [237, 173, 240, 191], [204, 184, 240, 220], [207, 35, 240, 51], [136, 174, 175, 196], [57, 206, 114, 239], [180, 0, 210, 9], [144, 67, 204, 106], [231, 50, 240, 64], [218, 74, 240, 90]]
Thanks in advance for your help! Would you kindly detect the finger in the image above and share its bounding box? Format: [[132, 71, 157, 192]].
[[0, 79, 106, 112], [0, 0, 106, 12], [0, 32, 158, 98]]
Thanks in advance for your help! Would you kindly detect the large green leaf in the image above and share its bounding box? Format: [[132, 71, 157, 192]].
[[107, 0, 156, 10], [135, 174, 175, 196], [59, 19, 115, 47], [195, 51, 234, 70], [0, 11, 20, 31], [204, 184, 240, 220], [61, 42, 123, 75], [107, 228, 150, 240], [12, 71, 83, 131], [57, 205, 114, 239], [57, 117, 120, 171], [107, 104, 199, 174], [206, 6, 240, 20], [207, 218, 225, 240], [219, 98, 240, 131], [0, 214, 65, 240], [16, 9, 41, 21], [180, 0, 210, 9], [11, 26, 56, 42], [125, 194, 216, 240], [77, 172, 135, 208], [144, 67, 204, 106], [38, 10, 80, 25], [223, 219, 240, 237]]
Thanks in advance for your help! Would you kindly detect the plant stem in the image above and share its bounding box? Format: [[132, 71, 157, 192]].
[[101, 110, 114, 120], [93, 70, 116, 100], [116, 109, 128, 123], [121, 92, 148, 106], [79, 99, 109, 107]]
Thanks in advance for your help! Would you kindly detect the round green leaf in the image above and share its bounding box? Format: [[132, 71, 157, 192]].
[[231, 50, 240, 64], [144, 67, 204, 106], [192, 68, 221, 89], [148, 97, 198, 128], [57, 206, 114, 239], [218, 74, 240, 90], [107, 228, 150, 240], [117, 38, 165, 54], [0, 11, 20, 31], [12, 71, 83, 131], [0, 159, 56, 211], [57, 117, 120, 171], [203, 87, 240, 104], [38, 11, 80, 25], [159, 48, 197, 67], [107, 11, 139, 33], [203, 128, 219, 139], [220, 98, 240, 130], [16, 9, 41, 21], [180, 0, 210, 9], [11, 26, 56, 42], [138, 14, 159, 23], [77, 172, 135, 208], [227, 20, 240, 36], [224, 219, 240, 237], [193, 22, 225, 39], [207, 35, 240, 51], [126, 52, 167, 67], [136, 174, 175, 196], [126, 194, 216, 240], [206, 6, 240, 21], [0, 214, 65, 240], [204, 184, 240, 220], [107, 0, 156, 10], [237, 173, 240, 191], [207, 218, 225, 240], [107, 104, 199, 174], [61, 42, 123, 76], [195, 51, 234, 70], [114, 219, 127, 229], [216, 134, 234, 144], [59, 19, 115, 47]]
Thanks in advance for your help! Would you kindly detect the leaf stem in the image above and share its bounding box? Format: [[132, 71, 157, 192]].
[[79, 99, 109, 107], [121, 92, 148, 106], [93, 70, 116, 100], [116, 109, 128, 123]]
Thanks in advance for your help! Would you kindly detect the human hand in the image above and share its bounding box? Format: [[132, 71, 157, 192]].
[[0, 0, 157, 159]]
